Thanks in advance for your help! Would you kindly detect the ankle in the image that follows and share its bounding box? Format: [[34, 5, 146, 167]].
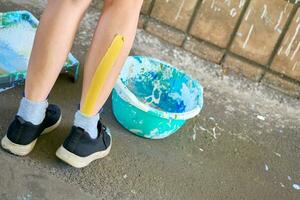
[[16, 97, 48, 125], [73, 110, 99, 139]]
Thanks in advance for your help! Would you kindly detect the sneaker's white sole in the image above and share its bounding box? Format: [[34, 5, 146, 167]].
[[56, 130, 112, 168], [1, 115, 62, 156]]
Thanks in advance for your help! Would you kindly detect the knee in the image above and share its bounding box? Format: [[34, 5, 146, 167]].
[[104, 0, 143, 12]]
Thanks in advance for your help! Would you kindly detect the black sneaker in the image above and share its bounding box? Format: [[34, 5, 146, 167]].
[[1, 104, 62, 156], [56, 121, 112, 168]]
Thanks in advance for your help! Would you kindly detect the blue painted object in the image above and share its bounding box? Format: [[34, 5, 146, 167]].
[[112, 56, 204, 139], [0, 10, 80, 93]]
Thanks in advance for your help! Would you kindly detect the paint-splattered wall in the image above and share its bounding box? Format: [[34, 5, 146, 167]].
[[95, 0, 300, 97]]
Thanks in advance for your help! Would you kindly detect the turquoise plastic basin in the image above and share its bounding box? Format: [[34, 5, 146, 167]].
[[112, 56, 203, 139]]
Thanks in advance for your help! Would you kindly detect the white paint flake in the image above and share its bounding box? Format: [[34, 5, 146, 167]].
[[212, 127, 217, 139], [280, 182, 285, 188], [293, 184, 300, 190], [257, 115, 266, 121], [274, 152, 281, 157], [264, 164, 269, 171], [230, 8, 237, 17], [192, 133, 197, 141]]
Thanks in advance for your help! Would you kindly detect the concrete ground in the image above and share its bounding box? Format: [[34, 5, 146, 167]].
[[1, 1, 300, 200]]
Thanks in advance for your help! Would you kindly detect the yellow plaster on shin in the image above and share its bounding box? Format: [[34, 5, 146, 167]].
[[82, 34, 124, 116]]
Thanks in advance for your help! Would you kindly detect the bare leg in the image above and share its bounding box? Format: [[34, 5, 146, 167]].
[[80, 0, 143, 115], [25, 0, 91, 101]]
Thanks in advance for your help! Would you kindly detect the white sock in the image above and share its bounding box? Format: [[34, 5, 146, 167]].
[[74, 110, 99, 139], [17, 97, 48, 125]]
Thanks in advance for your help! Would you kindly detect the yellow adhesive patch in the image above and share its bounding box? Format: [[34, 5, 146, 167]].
[[82, 34, 124, 116]]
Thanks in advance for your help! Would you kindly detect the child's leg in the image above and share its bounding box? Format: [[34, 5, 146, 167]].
[[1, 0, 92, 156], [56, 0, 143, 168], [25, 0, 92, 101], [80, 0, 143, 115]]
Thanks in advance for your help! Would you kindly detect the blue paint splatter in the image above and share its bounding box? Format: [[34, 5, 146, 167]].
[[124, 57, 201, 113], [133, 56, 142, 63]]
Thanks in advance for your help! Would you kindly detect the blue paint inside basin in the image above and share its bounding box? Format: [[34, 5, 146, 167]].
[[112, 56, 204, 139], [126, 63, 200, 113]]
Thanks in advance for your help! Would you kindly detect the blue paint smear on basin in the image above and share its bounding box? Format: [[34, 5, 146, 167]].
[[113, 56, 204, 139]]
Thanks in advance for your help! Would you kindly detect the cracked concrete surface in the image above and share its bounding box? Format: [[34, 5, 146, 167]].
[[0, 1, 300, 200]]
